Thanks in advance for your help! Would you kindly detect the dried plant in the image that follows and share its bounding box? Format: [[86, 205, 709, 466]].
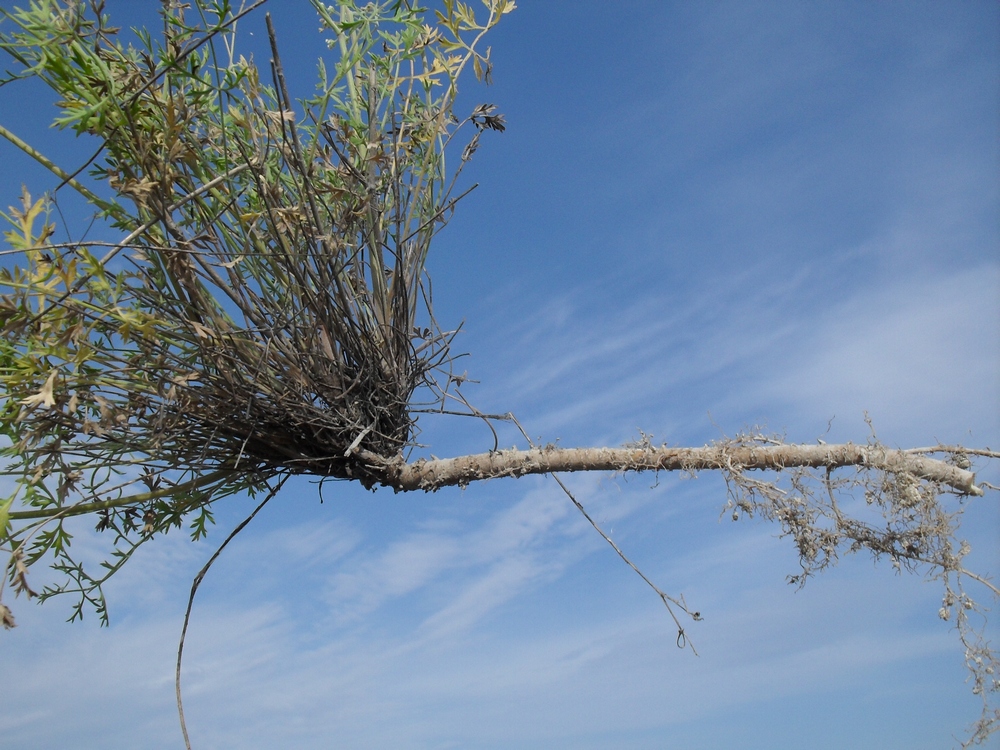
[[0, 0, 511, 621], [0, 1, 995, 746]]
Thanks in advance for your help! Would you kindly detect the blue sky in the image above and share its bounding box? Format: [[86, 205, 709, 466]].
[[1, 1, 998, 748]]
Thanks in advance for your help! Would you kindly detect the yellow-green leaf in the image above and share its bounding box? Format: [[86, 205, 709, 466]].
[[20, 370, 58, 409], [0, 497, 12, 538]]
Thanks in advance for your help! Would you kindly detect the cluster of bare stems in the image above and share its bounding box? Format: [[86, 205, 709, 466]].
[[1, 0, 508, 596]]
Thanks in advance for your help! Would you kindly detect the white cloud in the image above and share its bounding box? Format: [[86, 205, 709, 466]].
[[746, 264, 999, 442]]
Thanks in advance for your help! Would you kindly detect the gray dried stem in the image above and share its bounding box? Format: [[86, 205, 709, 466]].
[[376, 441, 982, 494]]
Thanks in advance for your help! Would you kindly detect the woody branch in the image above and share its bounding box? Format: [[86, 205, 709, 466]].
[[367, 443, 982, 495]]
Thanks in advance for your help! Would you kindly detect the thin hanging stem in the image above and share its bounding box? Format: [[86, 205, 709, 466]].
[[175, 478, 285, 750], [506, 413, 701, 654]]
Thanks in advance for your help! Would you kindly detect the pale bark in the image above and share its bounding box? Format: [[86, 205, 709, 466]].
[[370, 443, 982, 495]]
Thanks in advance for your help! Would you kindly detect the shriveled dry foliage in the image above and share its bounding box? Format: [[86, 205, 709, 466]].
[[711, 428, 999, 745], [0, 0, 511, 619]]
